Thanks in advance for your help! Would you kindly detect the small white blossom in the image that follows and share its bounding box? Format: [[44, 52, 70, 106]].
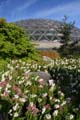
[[61, 101, 66, 106], [6, 83, 11, 88], [54, 104, 60, 109], [65, 114, 74, 120], [26, 81, 32, 86], [30, 102, 34, 107], [19, 98, 26, 103], [14, 112, 19, 117], [5, 87, 11, 93], [53, 110, 58, 116], [35, 76, 39, 81], [25, 70, 31, 74], [45, 114, 51, 119], [30, 94, 37, 98], [42, 107, 46, 114], [42, 93, 47, 97], [49, 79, 54, 86], [50, 97, 52, 100], [54, 99, 60, 103], [8, 109, 12, 114], [38, 78, 44, 82], [58, 91, 64, 97], [14, 94, 19, 99], [38, 98, 42, 103], [13, 103, 19, 111], [19, 80, 24, 84]]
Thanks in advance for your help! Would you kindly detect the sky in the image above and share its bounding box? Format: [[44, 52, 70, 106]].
[[0, 0, 80, 28]]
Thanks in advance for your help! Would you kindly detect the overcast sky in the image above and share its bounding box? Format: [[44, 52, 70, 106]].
[[0, 0, 80, 28]]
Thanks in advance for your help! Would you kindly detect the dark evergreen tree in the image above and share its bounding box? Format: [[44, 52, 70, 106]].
[[58, 16, 77, 57], [59, 16, 74, 44]]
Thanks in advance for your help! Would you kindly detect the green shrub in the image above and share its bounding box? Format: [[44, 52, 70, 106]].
[[0, 18, 40, 60]]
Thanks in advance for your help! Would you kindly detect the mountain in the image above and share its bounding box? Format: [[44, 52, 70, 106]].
[[15, 19, 80, 41]]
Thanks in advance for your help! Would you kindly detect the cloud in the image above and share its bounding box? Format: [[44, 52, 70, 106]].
[[16, 0, 38, 12], [12, 0, 38, 19], [34, 1, 80, 18]]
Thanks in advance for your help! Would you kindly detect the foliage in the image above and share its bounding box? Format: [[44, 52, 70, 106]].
[[0, 18, 6, 27], [48, 58, 80, 119], [58, 16, 80, 57], [0, 58, 80, 120], [58, 41, 80, 57], [0, 18, 40, 60], [0, 58, 9, 72], [59, 16, 74, 44], [48, 58, 80, 98]]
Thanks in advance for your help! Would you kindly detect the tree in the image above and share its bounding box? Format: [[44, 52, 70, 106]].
[[58, 16, 76, 57], [0, 18, 6, 27], [0, 18, 39, 60], [59, 16, 74, 44]]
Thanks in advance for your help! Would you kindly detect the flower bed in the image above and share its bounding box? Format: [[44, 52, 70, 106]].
[[0, 59, 80, 120]]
